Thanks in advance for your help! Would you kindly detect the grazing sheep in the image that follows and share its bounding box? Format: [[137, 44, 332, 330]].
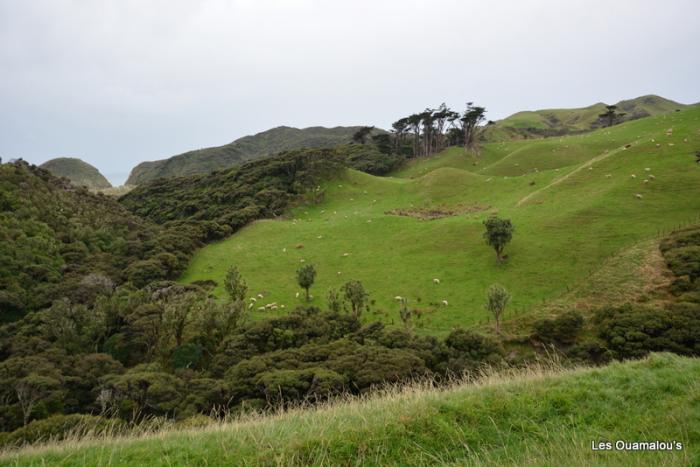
[[281, 305, 285, 309], [367, 219, 372, 223], [342, 253, 349, 257], [683, 138, 688, 143], [250, 297, 257, 302], [668, 143, 675, 146], [337, 271, 342, 275], [630, 174, 636, 178], [257, 293, 264, 299], [257, 306, 265, 311], [588, 166, 593, 170], [644, 168, 651, 171], [248, 303, 254, 309], [644, 180, 649, 184], [300, 259, 305, 263], [656, 143, 661, 147], [649, 174, 656, 180], [635, 193, 643, 199], [317, 235, 323, 239], [394, 296, 403, 301], [271, 305, 278, 310], [441, 300, 449, 306], [295, 292, 300, 298], [605, 174, 612, 178], [433, 278, 440, 284], [282, 248, 287, 253]]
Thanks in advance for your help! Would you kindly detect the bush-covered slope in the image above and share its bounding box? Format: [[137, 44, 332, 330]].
[[39, 158, 111, 190], [120, 145, 402, 226], [126, 126, 372, 185], [0, 162, 202, 322], [484, 94, 686, 141], [3, 353, 697, 466]]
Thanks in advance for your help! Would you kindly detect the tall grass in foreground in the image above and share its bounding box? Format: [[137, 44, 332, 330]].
[[2, 353, 697, 466]]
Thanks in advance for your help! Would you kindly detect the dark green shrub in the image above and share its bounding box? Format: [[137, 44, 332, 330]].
[[532, 311, 585, 346]]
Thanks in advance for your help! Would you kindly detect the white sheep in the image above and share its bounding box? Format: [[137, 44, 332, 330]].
[[433, 278, 440, 284], [635, 193, 643, 199], [644, 168, 651, 171], [441, 300, 449, 306], [248, 303, 254, 309], [630, 174, 637, 178], [280, 305, 285, 309], [649, 174, 656, 180], [394, 296, 403, 301], [300, 259, 305, 263], [295, 292, 300, 298], [605, 174, 612, 178], [257, 306, 265, 311], [271, 305, 278, 310], [317, 235, 323, 239], [282, 248, 287, 253], [342, 253, 349, 257], [337, 271, 342, 275], [643, 180, 649, 184], [250, 297, 257, 302], [257, 293, 264, 299]]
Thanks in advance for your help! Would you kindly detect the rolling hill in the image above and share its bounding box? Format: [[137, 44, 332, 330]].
[[39, 157, 112, 189], [3, 353, 697, 465], [126, 125, 372, 185], [178, 105, 700, 335], [484, 94, 686, 141]]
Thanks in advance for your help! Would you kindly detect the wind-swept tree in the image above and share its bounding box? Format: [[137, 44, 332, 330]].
[[352, 126, 375, 144], [598, 104, 626, 127], [461, 102, 487, 154]]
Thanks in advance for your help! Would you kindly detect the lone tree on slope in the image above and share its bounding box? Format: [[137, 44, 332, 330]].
[[483, 217, 514, 262], [598, 104, 626, 128], [485, 284, 510, 335], [224, 266, 248, 302], [297, 264, 316, 301], [342, 280, 368, 318]]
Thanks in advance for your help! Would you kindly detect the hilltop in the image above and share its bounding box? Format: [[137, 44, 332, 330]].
[[126, 125, 372, 185], [3, 353, 697, 465], [39, 157, 112, 189], [485, 94, 686, 140]]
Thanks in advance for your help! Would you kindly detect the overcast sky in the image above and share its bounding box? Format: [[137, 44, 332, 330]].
[[1, 0, 698, 184]]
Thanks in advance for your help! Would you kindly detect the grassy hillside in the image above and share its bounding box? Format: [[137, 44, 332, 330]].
[[484, 95, 686, 141], [39, 158, 111, 189], [3, 353, 697, 466], [180, 106, 700, 335], [126, 126, 372, 185]]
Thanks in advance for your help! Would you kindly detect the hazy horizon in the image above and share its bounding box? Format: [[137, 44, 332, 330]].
[[2, 0, 699, 185]]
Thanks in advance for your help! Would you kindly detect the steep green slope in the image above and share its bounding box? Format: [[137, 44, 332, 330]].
[[484, 94, 686, 141], [126, 126, 371, 185], [180, 106, 700, 335], [4, 353, 697, 466], [39, 158, 111, 189]]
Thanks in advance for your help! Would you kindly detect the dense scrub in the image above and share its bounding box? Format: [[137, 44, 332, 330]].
[[120, 145, 401, 226], [0, 162, 205, 321]]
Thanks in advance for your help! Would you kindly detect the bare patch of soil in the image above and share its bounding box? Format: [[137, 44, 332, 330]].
[[386, 203, 490, 220]]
